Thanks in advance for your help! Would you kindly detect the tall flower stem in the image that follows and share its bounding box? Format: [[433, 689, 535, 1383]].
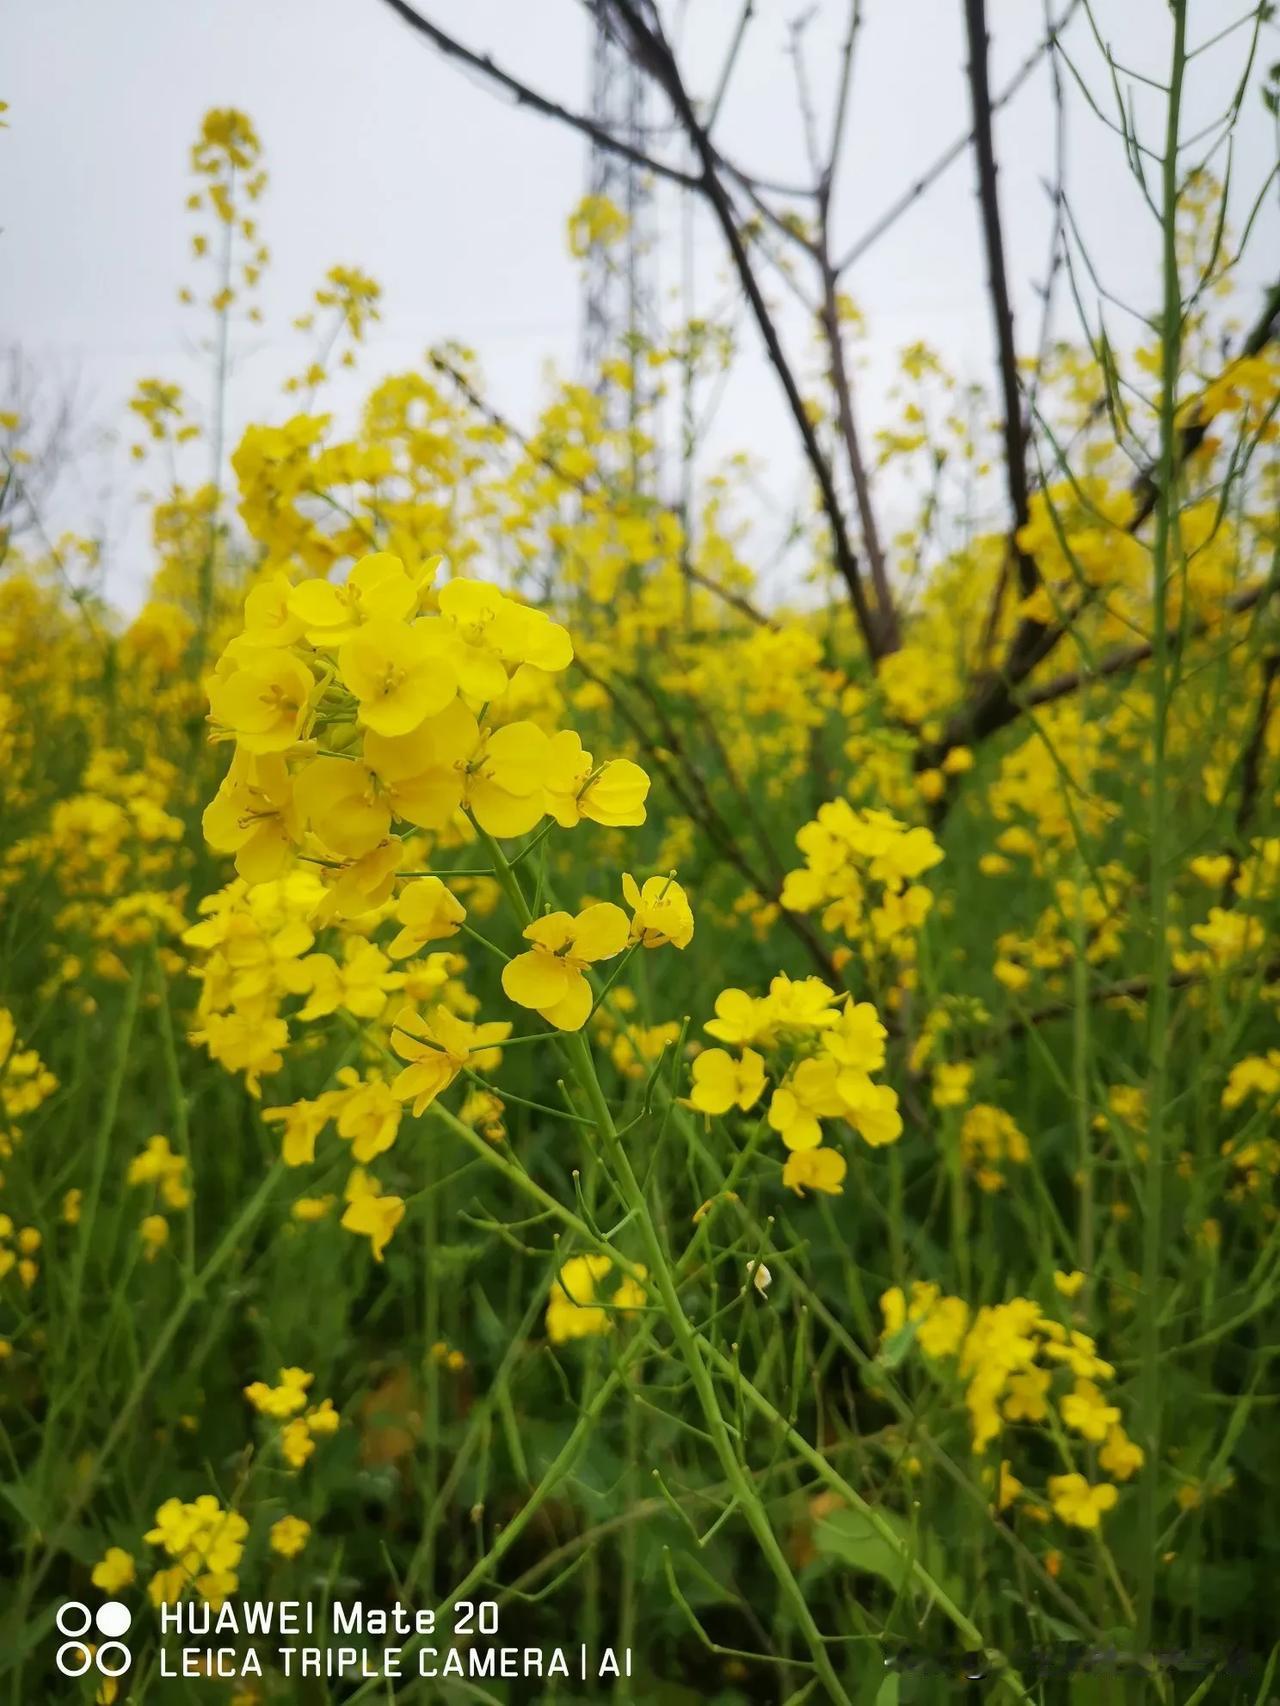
[[1137, 0, 1188, 1653], [472, 825, 1025, 1699]]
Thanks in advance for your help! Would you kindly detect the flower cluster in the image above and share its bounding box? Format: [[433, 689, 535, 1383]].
[[244, 1366, 340, 1468], [690, 977, 903, 1195], [780, 801, 943, 971], [145, 1495, 250, 1607], [880, 1284, 1142, 1530]]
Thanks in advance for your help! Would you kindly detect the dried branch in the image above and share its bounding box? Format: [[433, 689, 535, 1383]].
[[575, 654, 841, 984], [833, 0, 1082, 274], [599, 0, 886, 658], [426, 350, 777, 632], [375, 0, 702, 191], [963, 0, 1036, 599], [922, 274, 1280, 768], [1235, 652, 1279, 837], [1019, 577, 1270, 714]]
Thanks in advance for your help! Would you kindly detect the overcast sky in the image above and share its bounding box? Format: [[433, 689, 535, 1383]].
[[4, 0, 1277, 607]]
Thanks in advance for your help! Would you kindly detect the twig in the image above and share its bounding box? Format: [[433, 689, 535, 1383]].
[[963, 0, 1036, 599], [375, 0, 702, 192]]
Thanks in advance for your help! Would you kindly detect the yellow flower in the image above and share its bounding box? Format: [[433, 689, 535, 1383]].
[[339, 619, 457, 736], [545, 732, 649, 828], [704, 987, 777, 1048], [546, 1255, 614, 1343], [140, 1214, 170, 1260], [436, 578, 571, 699], [208, 647, 314, 753], [293, 757, 390, 858], [288, 552, 417, 645], [203, 751, 300, 882], [1047, 1473, 1118, 1530], [340, 1168, 405, 1262], [688, 1047, 765, 1116], [1053, 1269, 1086, 1298], [1098, 1425, 1145, 1482], [1002, 1367, 1051, 1423], [333, 1073, 401, 1162], [767, 1058, 847, 1152], [245, 1366, 313, 1418], [466, 722, 554, 838], [1059, 1379, 1122, 1442], [994, 1460, 1023, 1511], [501, 903, 630, 1031], [241, 571, 306, 649], [91, 1547, 136, 1593], [839, 1077, 903, 1148], [388, 877, 466, 959], [622, 872, 694, 948], [264, 1096, 336, 1167], [389, 1004, 510, 1114], [1188, 853, 1233, 888], [932, 1061, 973, 1109], [782, 1147, 847, 1196], [268, 1515, 311, 1559]]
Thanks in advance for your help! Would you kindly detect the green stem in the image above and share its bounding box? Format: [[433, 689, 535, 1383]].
[[1137, 0, 1188, 1652]]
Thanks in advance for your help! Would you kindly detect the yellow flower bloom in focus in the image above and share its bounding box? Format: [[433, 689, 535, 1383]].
[[339, 619, 457, 736], [623, 872, 694, 949], [388, 877, 466, 959], [688, 1047, 765, 1115], [288, 552, 417, 645], [767, 1058, 847, 1151], [294, 757, 390, 858], [389, 1004, 510, 1114], [545, 731, 649, 828], [203, 752, 300, 882], [501, 903, 630, 1031], [208, 647, 314, 753], [705, 987, 777, 1048], [436, 578, 572, 700]]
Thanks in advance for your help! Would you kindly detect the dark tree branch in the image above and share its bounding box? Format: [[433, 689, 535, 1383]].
[[574, 655, 842, 984], [815, 1, 899, 651], [833, 0, 1082, 274], [426, 350, 778, 633], [375, 0, 703, 191], [921, 274, 1280, 770], [599, 0, 886, 658], [1235, 652, 1279, 838], [1020, 578, 1270, 715], [1235, 651, 1276, 839], [964, 0, 1037, 599]]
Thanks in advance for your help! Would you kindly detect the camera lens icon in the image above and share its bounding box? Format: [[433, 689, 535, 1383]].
[[55, 1601, 132, 1678]]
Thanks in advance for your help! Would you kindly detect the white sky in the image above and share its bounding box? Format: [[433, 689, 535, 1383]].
[[4, 0, 1277, 608]]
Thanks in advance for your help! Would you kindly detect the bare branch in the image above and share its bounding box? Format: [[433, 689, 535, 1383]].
[[374, 0, 703, 192], [425, 350, 778, 633], [599, 0, 885, 657], [833, 0, 1081, 274], [963, 0, 1037, 598]]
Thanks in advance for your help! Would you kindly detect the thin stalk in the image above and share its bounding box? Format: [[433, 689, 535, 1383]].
[[1137, 0, 1188, 1653]]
